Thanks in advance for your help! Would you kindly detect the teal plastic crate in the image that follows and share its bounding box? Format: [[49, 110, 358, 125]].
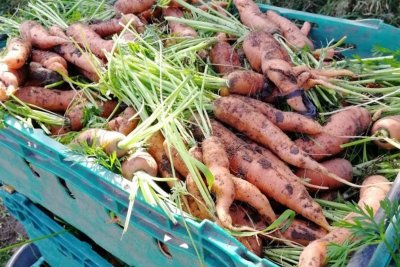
[[258, 5, 400, 57], [0, 5, 399, 267], [0, 117, 272, 266], [0, 191, 113, 267]]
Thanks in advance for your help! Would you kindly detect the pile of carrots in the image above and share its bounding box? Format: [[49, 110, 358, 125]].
[[0, 0, 398, 266]]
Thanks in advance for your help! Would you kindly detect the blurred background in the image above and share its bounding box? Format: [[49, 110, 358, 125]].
[[0, 0, 399, 26]]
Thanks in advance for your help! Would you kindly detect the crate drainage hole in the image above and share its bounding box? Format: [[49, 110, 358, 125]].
[[157, 240, 172, 259], [57, 177, 75, 199], [23, 159, 41, 178]]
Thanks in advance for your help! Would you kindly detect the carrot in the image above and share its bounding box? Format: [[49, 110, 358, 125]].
[[213, 97, 358, 187], [74, 128, 128, 157], [49, 125, 71, 136], [89, 14, 145, 37], [163, 140, 189, 177], [31, 49, 68, 76], [230, 205, 264, 256], [295, 158, 353, 192], [371, 115, 400, 150], [281, 218, 328, 246], [299, 175, 391, 267], [211, 120, 330, 229], [0, 82, 8, 101], [242, 31, 289, 72], [163, 7, 198, 38], [14, 86, 78, 112], [67, 23, 114, 60], [0, 38, 31, 69], [224, 70, 267, 95], [231, 95, 324, 134], [28, 62, 63, 86], [300, 21, 312, 36], [185, 146, 212, 220], [0, 63, 27, 90], [67, 99, 118, 131], [233, 0, 279, 33], [209, 39, 241, 75], [137, 7, 162, 24], [53, 43, 102, 80], [122, 150, 158, 180], [231, 176, 277, 225], [266, 10, 314, 50], [357, 175, 391, 215], [20, 21, 67, 50], [202, 136, 235, 229], [242, 138, 328, 190], [48, 25, 67, 38], [114, 0, 156, 14], [295, 107, 371, 160], [261, 58, 310, 113], [147, 132, 182, 189], [108, 106, 139, 135], [262, 59, 298, 94]]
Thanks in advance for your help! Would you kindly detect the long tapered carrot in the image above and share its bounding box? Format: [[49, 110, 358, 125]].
[[213, 96, 363, 188], [211, 120, 330, 230], [243, 138, 328, 190], [231, 95, 324, 134], [202, 136, 236, 229]]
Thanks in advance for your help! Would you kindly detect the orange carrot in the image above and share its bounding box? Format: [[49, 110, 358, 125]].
[[242, 31, 289, 72], [108, 106, 139, 135], [114, 0, 156, 14], [209, 39, 241, 75], [66, 23, 114, 60], [233, 0, 279, 33], [147, 131, 181, 189], [163, 7, 198, 38], [211, 120, 330, 229], [31, 49, 68, 75], [300, 22, 312, 36], [231, 176, 277, 225], [299, 175, 391, 267], [295, 107, 371, 160], [121, 150, 158, 180], [242, 138, 328, 190], [266, 10, 314, 49], [213, 96, 357, 187], [295, 158, 353, 191], [231, 95, 324, 134], [230, 205, 265, 256], [202, 136, 235, 229], [89, 14, 145, 37], [281, 218, 328, 246], [371, 115, 400, 150], [14, 86, 78, 112], [0, 38, 31, 69], [224, 70, 267, 95], [28, 62, 63, 86], [20, 21, 67, 50]]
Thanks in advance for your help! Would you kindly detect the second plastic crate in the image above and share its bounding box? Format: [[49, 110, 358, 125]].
[[0, 190, 113, 267]]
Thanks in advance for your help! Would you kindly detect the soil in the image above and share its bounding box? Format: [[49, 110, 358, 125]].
[[0, 200, 27, 266]]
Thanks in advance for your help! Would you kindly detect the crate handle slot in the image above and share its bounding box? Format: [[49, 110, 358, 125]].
[[57, 177, 76, 199], [157, 240, 173, 259], [23, 159, 41, 178]]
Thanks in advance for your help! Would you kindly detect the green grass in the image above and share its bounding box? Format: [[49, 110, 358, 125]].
[[269, 0, 399, 26]]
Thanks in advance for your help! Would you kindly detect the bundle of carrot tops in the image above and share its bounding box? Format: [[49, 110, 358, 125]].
[[0, 0, 399, 266]]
